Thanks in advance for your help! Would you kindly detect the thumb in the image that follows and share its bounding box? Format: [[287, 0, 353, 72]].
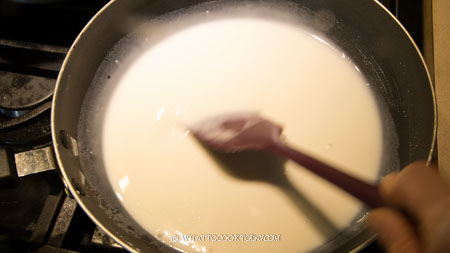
[[368, 207, 421, 253]]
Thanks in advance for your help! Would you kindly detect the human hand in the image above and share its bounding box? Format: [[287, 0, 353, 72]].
[[367, 161, 450, 253]]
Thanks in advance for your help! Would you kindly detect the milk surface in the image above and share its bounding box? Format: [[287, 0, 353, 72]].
[[102, 17, 383, 253]]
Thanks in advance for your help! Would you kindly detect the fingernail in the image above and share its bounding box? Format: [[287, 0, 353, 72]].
[[380, 172, 398, 199]]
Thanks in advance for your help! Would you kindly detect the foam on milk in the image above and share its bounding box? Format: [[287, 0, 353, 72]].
[[101, 17, 383, 252]]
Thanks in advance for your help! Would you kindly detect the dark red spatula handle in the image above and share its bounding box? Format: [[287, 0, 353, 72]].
[[269, 142, 383, 208]]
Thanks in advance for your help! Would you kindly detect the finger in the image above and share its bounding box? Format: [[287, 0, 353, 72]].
[[380, 161, 450, 222], [368, 208, 421, 253]]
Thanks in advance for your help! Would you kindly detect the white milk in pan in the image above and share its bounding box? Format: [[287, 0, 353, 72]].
[[102, 14, 383, 253]]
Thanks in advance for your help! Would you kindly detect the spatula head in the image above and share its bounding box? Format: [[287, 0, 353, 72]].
[[190, 112, 283, 152]]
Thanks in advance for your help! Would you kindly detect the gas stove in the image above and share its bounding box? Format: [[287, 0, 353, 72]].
[[0, 0, 425, 252]]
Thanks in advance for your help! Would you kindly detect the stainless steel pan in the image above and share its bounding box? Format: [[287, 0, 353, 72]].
[[51, 0, 436, 252]]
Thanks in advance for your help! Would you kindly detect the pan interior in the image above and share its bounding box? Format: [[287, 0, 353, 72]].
[[77, 2, 400, 252], [57, 0, 435, 252]]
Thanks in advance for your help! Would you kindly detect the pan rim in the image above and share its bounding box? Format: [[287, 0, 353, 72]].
[[51, 0, 437, 252], [50, 0, 139, 252]]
